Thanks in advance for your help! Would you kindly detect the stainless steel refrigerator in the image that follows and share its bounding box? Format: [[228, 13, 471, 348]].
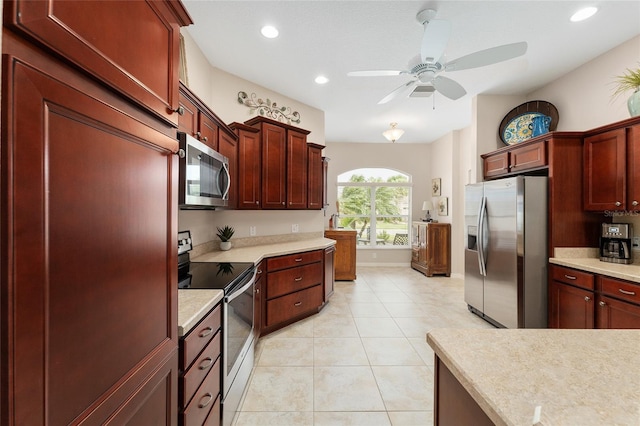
[[464, 176, 547, 328]]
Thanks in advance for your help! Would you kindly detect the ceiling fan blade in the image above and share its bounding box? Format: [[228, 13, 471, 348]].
[[378, 80, 416, 104], [445, 41, 528, 72], [420, 19, 451, 63], [432, 76, 466, 100], [347, 70, 404, 77]]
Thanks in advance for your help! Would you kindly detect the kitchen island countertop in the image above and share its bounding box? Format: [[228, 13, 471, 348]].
[[427, 328, 640, 426]]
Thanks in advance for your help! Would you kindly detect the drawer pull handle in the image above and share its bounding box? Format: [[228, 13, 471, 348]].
[[198, 393, 214, 408], [294, 258, 303, 262], [294, 277, 303, 282], [199, 357, 214, 370], [564, 274, 577, 280], [199, 327, 214, 338], [294, 302, 302, 307], [619, 288, 636, 296]]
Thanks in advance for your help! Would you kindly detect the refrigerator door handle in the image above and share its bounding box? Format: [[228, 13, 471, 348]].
[[477, 196, 487, 277]]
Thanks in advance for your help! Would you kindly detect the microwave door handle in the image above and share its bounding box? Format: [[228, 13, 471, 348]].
[[222, 162, 231, 200]]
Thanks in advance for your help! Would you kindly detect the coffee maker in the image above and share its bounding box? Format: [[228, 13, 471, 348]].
[[600, 223, 633, 264]]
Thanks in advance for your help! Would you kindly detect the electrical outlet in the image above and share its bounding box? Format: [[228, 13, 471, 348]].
[[633, 237, 640, 251], [250, 226, 256, 236], [292, 224, 299, 233]]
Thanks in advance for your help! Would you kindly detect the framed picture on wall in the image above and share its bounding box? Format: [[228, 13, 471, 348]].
[[432, 178, 441, 196], [438, 197, 448, 216]]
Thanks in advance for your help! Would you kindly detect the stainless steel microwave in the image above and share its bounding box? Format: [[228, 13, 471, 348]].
[[178, 132, 230, 209]]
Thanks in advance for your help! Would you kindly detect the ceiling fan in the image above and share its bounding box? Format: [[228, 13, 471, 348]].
[[348, 9, 528, 104]]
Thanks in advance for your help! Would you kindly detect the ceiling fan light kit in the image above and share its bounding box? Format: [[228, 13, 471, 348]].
[[348, 9, 528, 105], [383, 122, 404, 143]]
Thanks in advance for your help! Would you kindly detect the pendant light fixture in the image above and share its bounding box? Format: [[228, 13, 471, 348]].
[[383, 122, 404, 143]]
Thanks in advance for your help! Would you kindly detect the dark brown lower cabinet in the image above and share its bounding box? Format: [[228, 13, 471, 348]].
[[411, 222, 451, 277], [434, 357, 493, 426], [549, 264, 640, 329], [1, 31, 178, 425]]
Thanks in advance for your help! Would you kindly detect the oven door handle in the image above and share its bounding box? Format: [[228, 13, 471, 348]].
[[225, 269, 257, 303]]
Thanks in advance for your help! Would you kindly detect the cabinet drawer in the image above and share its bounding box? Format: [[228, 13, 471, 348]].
[[266, 285, 323, 326], [182, 331, 221, 408], [203, 397, 221, 426], [267, 250, 323, 271], [182, 304, 221, 370], [182, 356, 221, 426], [550, 265, 594, 290], [599, 277, 640, 305], [267, 262, 323, 299]]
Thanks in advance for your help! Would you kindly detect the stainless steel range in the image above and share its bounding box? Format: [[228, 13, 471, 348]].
[[178, 231, 256, 426]]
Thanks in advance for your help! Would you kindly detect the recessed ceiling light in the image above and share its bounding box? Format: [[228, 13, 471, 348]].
[[261, 25, 279, 39], [314, 75, 329, 85], [570, 6, 598, 22]]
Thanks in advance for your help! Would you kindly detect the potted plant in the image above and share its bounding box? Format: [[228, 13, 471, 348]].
[[216, 225, 235, 251], [613, 65, 640, 117]]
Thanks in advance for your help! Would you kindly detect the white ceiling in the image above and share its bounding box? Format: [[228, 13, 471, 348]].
[[183, 1, 640, 144]]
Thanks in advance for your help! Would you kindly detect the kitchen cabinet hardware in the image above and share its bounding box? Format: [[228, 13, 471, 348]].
[[198, 357, 214, 370], [599, 301, 606, 306], [294, 277, 303, 282], [295, 258, 303, 262], [633, 201, 639, 206], [176, 148, 186, 158], [294, 302, 302, 306], [565, 274, 577, 280], [199, 327, 214, 338], [198, 393, 214, 408], [619, 288, 636, 296], [175, 105, 185, 115], [615, 201, 622, 206], [585, 296, 591, 302]]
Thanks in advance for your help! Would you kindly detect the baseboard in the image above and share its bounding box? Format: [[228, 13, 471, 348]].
[[357, 262, 412, 267]]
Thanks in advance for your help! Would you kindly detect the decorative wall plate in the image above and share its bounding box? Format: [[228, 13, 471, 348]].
[[499, 100, 559, 145]]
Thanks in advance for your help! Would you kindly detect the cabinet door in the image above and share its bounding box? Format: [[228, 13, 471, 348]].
[[583, 129, 626, 211], [627, 125, 640, 211], [418, 224, 428, 264], [261, 123, 287, 209], [324, 246, 336, 301], [596, 295, 640, 329], [6, 0, 189, 125], [287, 130, 308, 209], [483, 151, 509, 179], [307, 145, 324, 209], [237, 129, 261, 209], [426, 224, 451, 276], [548, 281, 594, 328], [198, 112, 219, 151], [510, 140, 546, 173], [219, 131, 238, 209], [178, 91, 198, 136], [2, 44, 178, 425]]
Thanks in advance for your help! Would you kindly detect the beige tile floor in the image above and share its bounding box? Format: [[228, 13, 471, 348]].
[[234, 266, 494, 426]]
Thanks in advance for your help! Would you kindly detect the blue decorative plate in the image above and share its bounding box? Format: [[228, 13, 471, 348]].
[[502, 112, 544, 145], [499, 100, 559, 145]]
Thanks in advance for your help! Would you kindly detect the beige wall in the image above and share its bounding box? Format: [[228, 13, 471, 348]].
[[323, 142, 431, 266], [179, 29, 327, 246]]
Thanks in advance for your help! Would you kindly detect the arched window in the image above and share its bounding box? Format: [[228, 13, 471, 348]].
[[337, 168, 411, 247]]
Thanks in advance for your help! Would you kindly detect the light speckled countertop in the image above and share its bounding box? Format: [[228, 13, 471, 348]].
[[177, 290, 223, 337], [549, 257, 640, 283], [427, 329, 640, 426], [192, 237, 335, 264], [178, 238, 335, 336]]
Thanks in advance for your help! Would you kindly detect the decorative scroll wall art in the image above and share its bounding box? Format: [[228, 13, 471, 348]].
[[237, 91, 301, 124]]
